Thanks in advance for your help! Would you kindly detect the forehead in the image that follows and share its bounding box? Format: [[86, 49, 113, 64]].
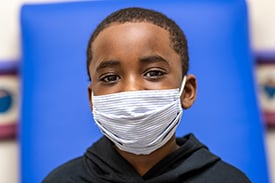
[[91, 22, 175, 59], [94, 22, 171, 45], [96, 21, 169, 37]]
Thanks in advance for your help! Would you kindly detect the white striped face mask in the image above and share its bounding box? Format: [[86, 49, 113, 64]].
[[92, 76, 186, 155]]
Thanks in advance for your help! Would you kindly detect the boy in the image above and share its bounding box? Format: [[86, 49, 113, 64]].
[[43, 7, 250, 183]]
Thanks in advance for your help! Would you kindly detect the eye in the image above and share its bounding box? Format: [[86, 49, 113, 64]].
[[144, 69, 166, 79], [100, 74, 120, 84]]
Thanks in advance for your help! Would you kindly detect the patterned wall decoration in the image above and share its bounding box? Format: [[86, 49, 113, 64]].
[[0, 61, 19, 140], [256, 52, 275, 128]]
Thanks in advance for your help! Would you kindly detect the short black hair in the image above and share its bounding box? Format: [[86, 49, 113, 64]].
[[86, 7, 189, 80]]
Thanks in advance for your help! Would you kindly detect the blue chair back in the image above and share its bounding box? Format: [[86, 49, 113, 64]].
[[20, 0, 269, 182]]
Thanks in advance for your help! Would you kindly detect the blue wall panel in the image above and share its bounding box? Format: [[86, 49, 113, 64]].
[[20, 0, 269, 182]]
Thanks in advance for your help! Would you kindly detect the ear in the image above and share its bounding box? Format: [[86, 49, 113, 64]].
[[88, 83, 93, 110], [181, 74, 197, 109]]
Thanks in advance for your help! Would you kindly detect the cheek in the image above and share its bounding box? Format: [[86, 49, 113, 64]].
[[91, 82, 121, 96], [143, 76, 182, 90]]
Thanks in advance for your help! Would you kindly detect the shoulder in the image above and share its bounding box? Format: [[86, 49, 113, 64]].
[[176, 134, 251, 182], [200, 159, 251, 183], [42, 156, 90, 183], [182, 150, 251, 182]]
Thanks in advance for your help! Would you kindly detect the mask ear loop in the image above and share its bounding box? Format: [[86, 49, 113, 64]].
[[91, 91, 95, 111], [179, 76, 187, 95]]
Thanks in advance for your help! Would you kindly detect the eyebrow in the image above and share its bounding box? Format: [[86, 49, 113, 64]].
[[139, 55, 169, 65], [95, 55, 169, 72], [95, 60, 120, 72]]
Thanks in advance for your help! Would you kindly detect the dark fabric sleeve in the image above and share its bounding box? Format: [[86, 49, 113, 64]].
[[183, 160, 251, 183], [42, 157, 91, 183]]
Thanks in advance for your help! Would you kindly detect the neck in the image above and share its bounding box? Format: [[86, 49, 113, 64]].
[[115, 135, 179, 176]]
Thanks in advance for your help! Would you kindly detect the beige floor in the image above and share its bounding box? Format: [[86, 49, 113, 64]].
[[0, 140, 18, 183], [266, 129, 275, 183]]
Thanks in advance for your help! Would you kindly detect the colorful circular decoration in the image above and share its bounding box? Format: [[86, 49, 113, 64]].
[[0, 74, 18, 139], [256, 54, 275, 128]]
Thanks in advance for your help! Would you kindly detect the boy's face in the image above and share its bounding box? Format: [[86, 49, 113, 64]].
[[88, 22, 196, 108], [89, 22, 183, 93]]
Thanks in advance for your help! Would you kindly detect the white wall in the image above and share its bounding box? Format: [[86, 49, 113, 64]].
[[0, 1, 22, 183], [248, 0, 275, 51], [0, 0, 274, 182]]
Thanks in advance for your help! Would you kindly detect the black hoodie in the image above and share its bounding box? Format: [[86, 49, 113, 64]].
[[43, 134, 251, 183]]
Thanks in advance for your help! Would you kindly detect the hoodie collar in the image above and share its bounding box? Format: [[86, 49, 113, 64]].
[[85, 134, 220, 183]]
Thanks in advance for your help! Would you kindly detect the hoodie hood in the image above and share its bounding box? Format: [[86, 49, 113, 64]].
[[85, 134, 220, 183]]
